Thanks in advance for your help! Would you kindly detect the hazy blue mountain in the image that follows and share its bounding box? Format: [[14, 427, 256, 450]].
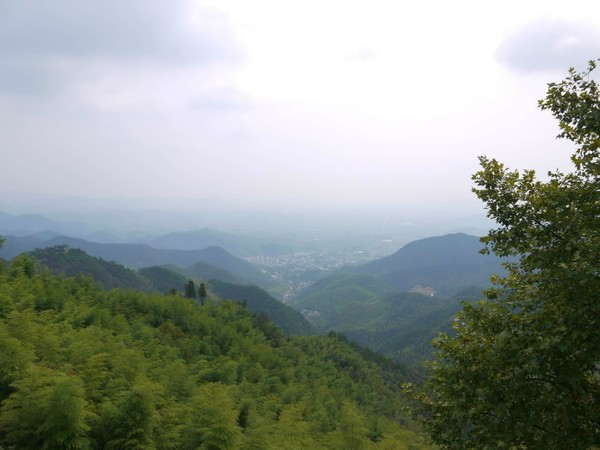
[[183, 261, 247, 285], [0, 212, 93, 237], [81, 230, 128, 244], [208, 279, 315, 336], [143, 228, 261, 256], [38, 236, 256, 272], [184, 246, 268, 284], [143, 229, 297, 257], [1, 234, 270, 287], [0, 211, 15, 221], [31, 230, 61, 241], [0, 235, 45, 259], [354, 233, 505, 296], [29, 246, 154, 291]]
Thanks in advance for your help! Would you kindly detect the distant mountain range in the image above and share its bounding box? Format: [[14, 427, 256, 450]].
[[0, 211, 94, 237], [0, 234, 270, 287], [0, 210, 303, 259], [142, 228, 261, 256]]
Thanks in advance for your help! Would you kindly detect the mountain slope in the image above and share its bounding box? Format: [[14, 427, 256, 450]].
[[188, 246, 267, 284], [0, 235, 45, 259], [355, 233, 505, 296], [0, 259, 431, 448], [182, 261, 246, 285], [143, 228, 261, 256], [0, 212, 93, 237], [138, 266, 189, 294], [208, 279, 315, 336], [22, 236, 270, 286], [295, 273, 394, 319], [29, 246, 154, 291]]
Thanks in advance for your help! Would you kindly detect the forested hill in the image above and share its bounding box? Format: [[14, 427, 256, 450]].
[[354, 233, 505, 296], [24, 247, 311, 337], [208, 279, 315, 336], [0, 256, 432, 449], [29, 246, 155, 292], [138, 265, 189, 294], [294, 274, 481, 369]]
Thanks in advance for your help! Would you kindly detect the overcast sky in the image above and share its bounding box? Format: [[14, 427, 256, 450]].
[[2, 0, 600, 218]]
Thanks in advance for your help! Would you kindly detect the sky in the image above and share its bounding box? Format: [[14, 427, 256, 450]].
[[2, 0, 600, 221]]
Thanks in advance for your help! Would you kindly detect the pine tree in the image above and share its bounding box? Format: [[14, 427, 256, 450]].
[[184, 280, 197, 299], [198, 282, 207, 306]]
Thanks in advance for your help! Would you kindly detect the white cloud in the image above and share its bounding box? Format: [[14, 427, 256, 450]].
[[0, 0, 240, 97]]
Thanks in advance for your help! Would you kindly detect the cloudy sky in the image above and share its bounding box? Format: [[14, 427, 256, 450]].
[[2, 0, 600, 217]]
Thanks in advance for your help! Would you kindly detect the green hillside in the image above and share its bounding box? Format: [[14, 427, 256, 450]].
[[138, 265, 189, 294], [295, 272, 480, 368], [0, 255, 432, 449], [29, 246, 154, 292], [185, 246, 268, 286], [356, 233, 505, 296], [296, 274, 393, 310], [339, 292, 467, 368], [208, 279, 315, 336]]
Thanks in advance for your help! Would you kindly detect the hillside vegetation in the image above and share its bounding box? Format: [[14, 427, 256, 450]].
[[138, 265, 189, 294], [0, 255, 432, 449], [29, 246, 155, 292], [0, 235, 271, 286], [354, 233, 505, 297], [208, 279, 315, 336], [412, 62, 600, 448], [295, 267, 484, 368]]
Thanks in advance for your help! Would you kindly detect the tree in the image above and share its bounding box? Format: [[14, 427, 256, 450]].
[[184, 280, 197, 299], [0, 235, 4, 271], [100, 384, 157, 449], [198, 282, 207, 306], [413, 61, 600, 448], [182, 383, 242, 449], [0, 367, 90, 450]]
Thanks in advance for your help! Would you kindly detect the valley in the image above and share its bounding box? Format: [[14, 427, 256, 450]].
[[3, 4, 597, 445], [0, 210, 502, 373]]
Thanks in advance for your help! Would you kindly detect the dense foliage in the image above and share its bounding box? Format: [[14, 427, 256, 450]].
[[30, 246, 155, 292], [413, 62, 600, 448], [208, 279, 315, 336], [296, 273, 473, 369], [0, 255, 432, 449], [355, 233, 505, 296], [138, 265, 189, 295]]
